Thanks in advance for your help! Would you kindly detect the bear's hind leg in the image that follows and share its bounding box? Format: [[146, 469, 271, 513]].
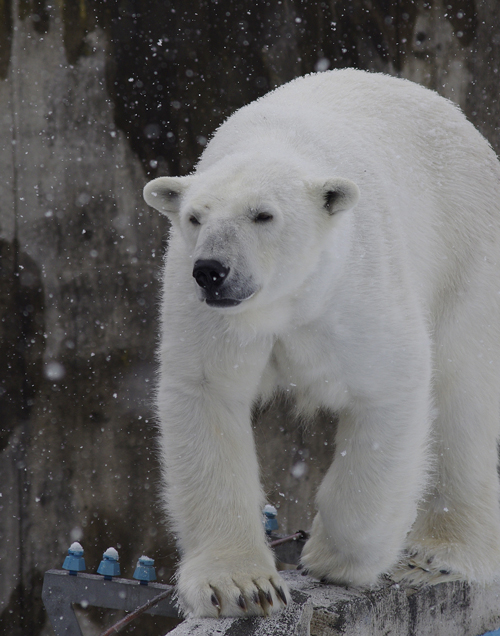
[[394, 321, 500, 584]]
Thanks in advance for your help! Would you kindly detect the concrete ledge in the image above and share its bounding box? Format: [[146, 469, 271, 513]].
[[168, 570, 500, 636], [166, 587, 312, 636]]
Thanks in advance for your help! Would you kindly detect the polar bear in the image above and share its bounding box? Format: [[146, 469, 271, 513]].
[[143, 69, 500, 618]]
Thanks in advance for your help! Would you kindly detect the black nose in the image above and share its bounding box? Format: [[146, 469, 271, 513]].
[[193, 259, 230, 292]]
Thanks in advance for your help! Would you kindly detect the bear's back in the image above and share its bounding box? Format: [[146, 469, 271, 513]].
[[201, 69, 495, 184]]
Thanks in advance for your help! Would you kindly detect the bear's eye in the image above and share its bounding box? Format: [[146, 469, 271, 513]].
[[189, 215, 201, 226], [254, 212, 274, 223]]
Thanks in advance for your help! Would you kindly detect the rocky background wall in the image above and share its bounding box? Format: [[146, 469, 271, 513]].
[[1, 1, 499, 634]]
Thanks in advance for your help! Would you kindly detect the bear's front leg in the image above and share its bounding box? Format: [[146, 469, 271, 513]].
[[157, 327, 289, 618], [301, 370, 433, 585]]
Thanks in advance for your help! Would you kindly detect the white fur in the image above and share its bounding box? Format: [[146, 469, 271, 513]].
[[143, 69, 500, 617]]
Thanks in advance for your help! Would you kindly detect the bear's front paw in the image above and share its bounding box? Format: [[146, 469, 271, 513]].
[[177, 552, 290, 618], [301, 537, 377, 586], [300, 515, 383, 586]]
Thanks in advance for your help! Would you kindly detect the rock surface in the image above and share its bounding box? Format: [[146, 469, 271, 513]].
[[168, 571, 500, 636]]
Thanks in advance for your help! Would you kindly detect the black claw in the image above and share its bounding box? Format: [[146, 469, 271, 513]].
[[211, 592, 221, 610], [407, 563, 416, 569], [276, 586, 287, 605], [237, 594, 247, 611], [297, 563, 303, 571], [439, 569, 451, 575], [301, 568, 309, 576], [265, 591, 273, 606], [252, 591, 261, 605], [427, 557, 434, 565]]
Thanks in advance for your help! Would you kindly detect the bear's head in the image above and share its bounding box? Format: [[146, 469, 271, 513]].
[[144, 155, 359, 314]]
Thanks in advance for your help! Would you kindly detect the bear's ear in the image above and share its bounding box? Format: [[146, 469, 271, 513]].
[[143, 176, 193, 217], [308, 177, 360, 216]]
